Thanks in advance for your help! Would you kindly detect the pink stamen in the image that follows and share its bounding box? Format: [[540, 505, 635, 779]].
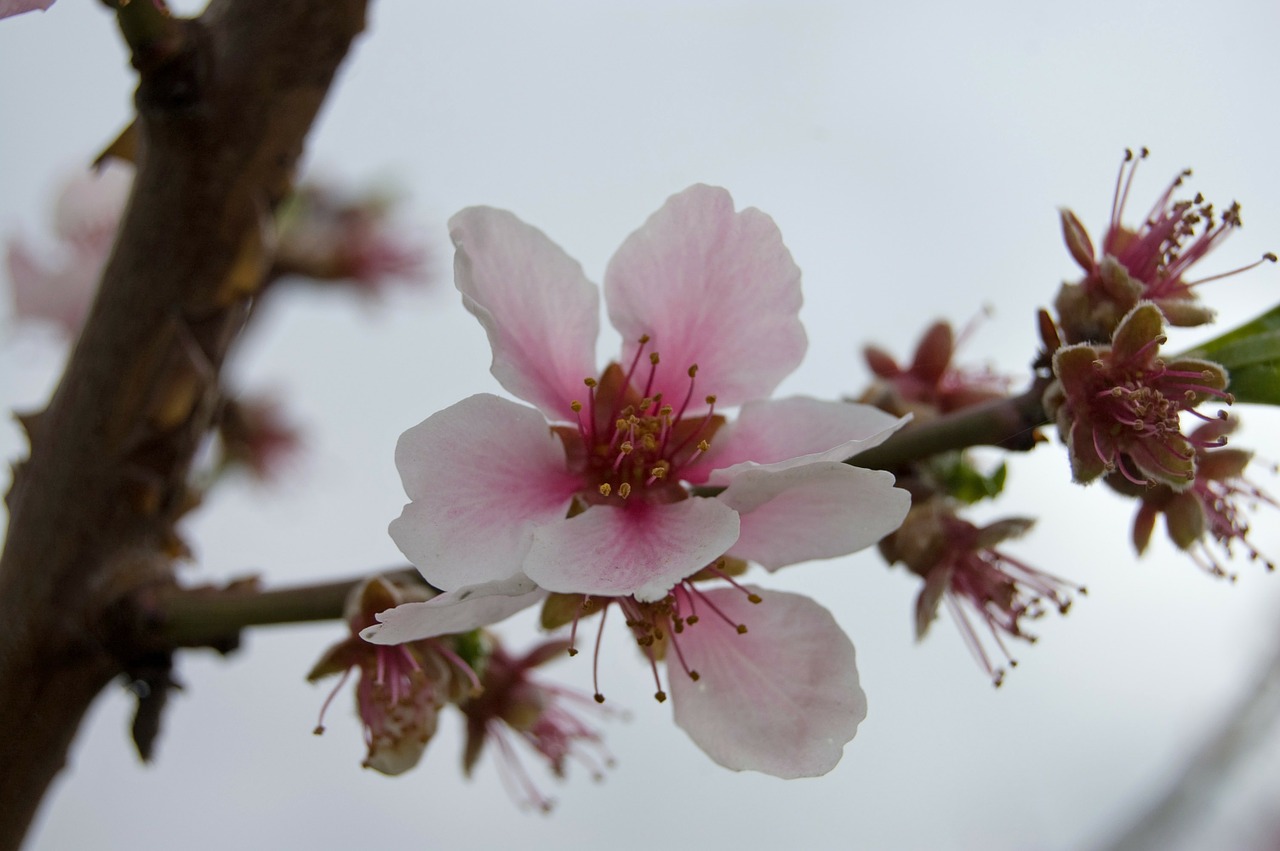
[[313, 666, 353, 735]]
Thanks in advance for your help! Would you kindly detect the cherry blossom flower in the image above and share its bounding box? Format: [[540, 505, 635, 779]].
[[861, 319, 1010, 421], [1119, 417, 1277, 578], [364, 185, 910, 776], [1043, 301, 1231, 489], [1055, 147, 1276, 345], [272, 183, 427, 296], [459, 637, 614, 812], [881, 500, 1083, 686], [5, 161, 132, 336], [212, 394, 303, 482], [309, 577, 478, 775]]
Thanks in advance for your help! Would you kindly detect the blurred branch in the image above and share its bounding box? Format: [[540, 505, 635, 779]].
[[1098, 640, 1280, 851], [0, 2, 368, 848], [144, 567, 424, 650]]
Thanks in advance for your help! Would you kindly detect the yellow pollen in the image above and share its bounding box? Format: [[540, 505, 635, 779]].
[[747, 593, 762, 604], [638, 334, 651, 344], [649, 352, 660, 365], [697, 439, 710, 452], [584, 377, 598, 388], [705, 394, 716, 405], [659, 405, 673, 417], [641, 434, 657, 451], [599, 483, 612, 496], [616, 418, 628, 431], [618, 482, 632, 499], [619, 442, 634, 455], [570, 400, 583, 413], [649, 466, 667, 480]]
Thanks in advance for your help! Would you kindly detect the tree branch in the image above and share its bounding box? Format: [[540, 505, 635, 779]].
[[846, 378, 1052, 472], [0, 3, 368, 848]]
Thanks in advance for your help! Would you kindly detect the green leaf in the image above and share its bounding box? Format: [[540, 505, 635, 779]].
[[1180, 304, 1280, 405], [934, 455, 1008, 505]]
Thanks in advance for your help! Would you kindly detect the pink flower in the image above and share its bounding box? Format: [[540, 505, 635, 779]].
[[861, 319, 1010, 421], [1055, 147, 1276, 344], [364, 185, 910, 776], [5, 162, 132, 336], [460, 638, 613, 812], [1124, 417, 1277, 578], [882, 501, 1083, 686], [213, 394, 304, 483], [272, 183, 428, 295], [1043, 301, 1231, 489], [309, 577, 478, 775]]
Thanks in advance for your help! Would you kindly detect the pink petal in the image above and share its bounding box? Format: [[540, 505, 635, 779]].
[[719, 461, 909, 570], [604, 185, 806, 410], [361, 577, 544, 645], [0, 0, 55, 19], [6, 238, 100, 335], [389, 394, 581, 590], [684, 396, 907, 485], [53, 161, 131, 252], [669, 586, 865, 778], [450, 206, 601, 421], [523, 498, 740, 602]]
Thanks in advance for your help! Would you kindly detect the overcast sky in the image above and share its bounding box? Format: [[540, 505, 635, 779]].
[[3, 2, 1280, 850]]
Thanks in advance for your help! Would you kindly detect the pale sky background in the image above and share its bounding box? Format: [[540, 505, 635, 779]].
[[3, 2, 1280, 850]]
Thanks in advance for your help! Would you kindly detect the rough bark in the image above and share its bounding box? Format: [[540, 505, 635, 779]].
[[0, 3, 368, 847]]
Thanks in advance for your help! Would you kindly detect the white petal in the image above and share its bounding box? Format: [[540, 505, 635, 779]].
[[605, 185, 806, 409], [523, 499, 740, 602], [390, 394, 580, 590], [719, 461, 910, 570], [451, 206, 600, 421], [670, 586, 866, 778], [685, 396, 907, 485], [361, 577, 543, 645]]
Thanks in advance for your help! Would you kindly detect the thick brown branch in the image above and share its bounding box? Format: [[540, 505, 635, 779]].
[[0, 3, 367, 848]]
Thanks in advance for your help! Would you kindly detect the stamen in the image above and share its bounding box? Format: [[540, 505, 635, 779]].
[[703, 562, 763, 603], [1183, 252, 1278, 287], [435, 642, 482, 695], [617, 482, 632, 499], [592, 603, 609, 703], [620, 335, 651, 397], [313, 666, 353, 735], [643, 351, 661, 399]]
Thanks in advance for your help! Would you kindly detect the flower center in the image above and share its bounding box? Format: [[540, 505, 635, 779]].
[[563, 336, 724, 505]]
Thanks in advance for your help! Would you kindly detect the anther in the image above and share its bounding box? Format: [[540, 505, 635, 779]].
[[618, 482, 632, 499], [584, 378, 598, 388], [599, 483, 612, 497], [736, 624, 748, 634], [687, 364, 698, 377], [654, 691, 667, 703], [594, 693, 605, 704], [649, 352, 660, 365], [571, 401, 582, 413]]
